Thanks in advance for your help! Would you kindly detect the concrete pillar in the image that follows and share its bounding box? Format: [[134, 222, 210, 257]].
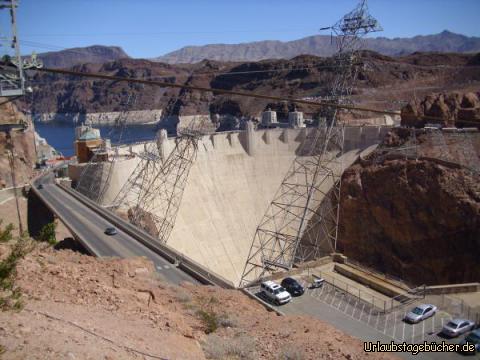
[[264, 129, 273, 144], [245, 121, 256, 156], [281, 128, 289, 144], [156, 129, 168, 161]]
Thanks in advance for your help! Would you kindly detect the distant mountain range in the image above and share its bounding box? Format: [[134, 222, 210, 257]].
[[154, 30, 480, 64], [32, 31, 480, 68], [36, 45, 129, 68]]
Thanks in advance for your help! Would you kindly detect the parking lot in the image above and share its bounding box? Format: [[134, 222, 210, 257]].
[[248, 280, 479, 360]]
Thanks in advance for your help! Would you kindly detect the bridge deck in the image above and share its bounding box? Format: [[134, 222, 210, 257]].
[[35, 181, 198, 285]]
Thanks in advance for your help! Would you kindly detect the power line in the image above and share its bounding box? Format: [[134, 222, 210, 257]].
[[4, 61, 478, 126], [21, 63, 479, 125]]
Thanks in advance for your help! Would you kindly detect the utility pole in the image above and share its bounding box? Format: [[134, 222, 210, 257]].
[[6, 130, 23, 234]]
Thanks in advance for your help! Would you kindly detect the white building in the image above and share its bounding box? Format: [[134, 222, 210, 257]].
[[261, 109, 278, 127], [288, 111, 305, 128]]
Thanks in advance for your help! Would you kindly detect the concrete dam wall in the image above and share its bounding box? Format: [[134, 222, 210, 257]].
[[72, 125, 391, 285]]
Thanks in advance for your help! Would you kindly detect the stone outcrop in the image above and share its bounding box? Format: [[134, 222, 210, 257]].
[[24, 52, 480, 131], [32, 109, 163, 125], [0, 100, 36, 188], [401, 91, 480, 128], [337, 133, 480, 285]]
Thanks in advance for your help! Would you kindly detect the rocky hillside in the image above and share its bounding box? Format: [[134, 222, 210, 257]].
[[337, 129, 480, 285], [0, 240, 397, 359], [35, 45, 130, 68], [401, 91, 480, 128], [24, 51, 480, 130], [154, 31, 480, 64], [0, 100, 36, 188]]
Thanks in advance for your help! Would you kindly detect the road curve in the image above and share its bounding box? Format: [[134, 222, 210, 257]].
[[35, 180, 198, 285]]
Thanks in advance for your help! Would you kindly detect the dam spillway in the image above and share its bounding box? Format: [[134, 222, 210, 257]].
[[71, 125, 391, 286]]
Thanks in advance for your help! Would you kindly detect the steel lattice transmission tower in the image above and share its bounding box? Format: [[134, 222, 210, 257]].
[[112, 116, 211, 242], [239, 0, 382, 287], [75, 93, 137, 204], [0, 0, 25, 97]]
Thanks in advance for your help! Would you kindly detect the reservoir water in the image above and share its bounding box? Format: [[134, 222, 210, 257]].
[[34, 122, 159, 157]]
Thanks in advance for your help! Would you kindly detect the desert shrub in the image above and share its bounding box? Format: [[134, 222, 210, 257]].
[[202, 333, 256, 360], [0, 220, 14, 243], [38, 222, 56, 245], [194, 295, 238, 333], [0, 236, 31, 310], [281, 345, 305, 360], [197, 308, 219, 334], [218, 314, 239, 328]]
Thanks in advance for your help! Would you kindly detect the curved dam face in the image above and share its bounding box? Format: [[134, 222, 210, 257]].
[[74, 126, 391, 286]]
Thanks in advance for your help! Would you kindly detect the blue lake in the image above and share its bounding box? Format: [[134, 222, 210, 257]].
[[34, 122, 159, 157]]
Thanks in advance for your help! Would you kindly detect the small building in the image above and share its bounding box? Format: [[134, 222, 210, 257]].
[[74, 122, 103, 163], [288, 110, 305, 128], [261, 109, 278, 128]]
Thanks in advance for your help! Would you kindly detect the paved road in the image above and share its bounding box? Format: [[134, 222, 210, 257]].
[[36, 181, 198, 285], [279, 288, 476, 360]]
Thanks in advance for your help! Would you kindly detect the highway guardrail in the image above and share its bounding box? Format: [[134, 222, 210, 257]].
[[58, 183, 235, 289]]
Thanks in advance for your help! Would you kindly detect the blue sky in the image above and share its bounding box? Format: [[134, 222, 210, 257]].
[[14, 0, 480, 58]]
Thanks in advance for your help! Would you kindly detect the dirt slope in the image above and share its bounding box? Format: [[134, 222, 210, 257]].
[[0, 244, 396, 360]]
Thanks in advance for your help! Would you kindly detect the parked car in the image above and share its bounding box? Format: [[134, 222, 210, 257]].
[[281, 277, 305, 296], [404, 304, 437, 323], [459, 329, 480, 354], [260, 281, 291, 305], [37, 183, 44, 190], [441, 319, 475, 338], [104, 227, 118, 236], [310, 277, 325, 289]]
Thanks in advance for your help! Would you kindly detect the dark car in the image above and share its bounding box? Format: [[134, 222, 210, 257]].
[[459, 329, 480, 354], [104, 227, 117, 236], [281, 277, 305, 296], [37, 183, 44, 190]]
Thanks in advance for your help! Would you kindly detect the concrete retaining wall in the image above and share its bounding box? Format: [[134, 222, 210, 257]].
[[425, 283, 480, 295]]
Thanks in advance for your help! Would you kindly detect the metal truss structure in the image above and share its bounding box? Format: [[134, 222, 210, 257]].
[[75, 94, 136, 204], [0, 0, 25, 97], [239, 0, 382, 287], [112, 116, 210, 242]]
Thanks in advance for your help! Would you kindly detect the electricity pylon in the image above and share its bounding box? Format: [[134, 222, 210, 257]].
[[112, 116, 210, 242], [75, 93, 136, 204], [0, 0, 25, 97], [239, 0, 382, 287]]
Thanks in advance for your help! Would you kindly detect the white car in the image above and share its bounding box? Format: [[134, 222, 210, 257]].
[[441, 319, 475, 338], [404, 304, 437, 323], [260, 281, 292, 305]]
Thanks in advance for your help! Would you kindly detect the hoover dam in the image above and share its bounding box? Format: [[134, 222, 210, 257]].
[[70, 123, 391, 286]]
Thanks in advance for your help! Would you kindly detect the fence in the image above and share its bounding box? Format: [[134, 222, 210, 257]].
[[432, 293, 480, 325], [310, 270, 397, 313]]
